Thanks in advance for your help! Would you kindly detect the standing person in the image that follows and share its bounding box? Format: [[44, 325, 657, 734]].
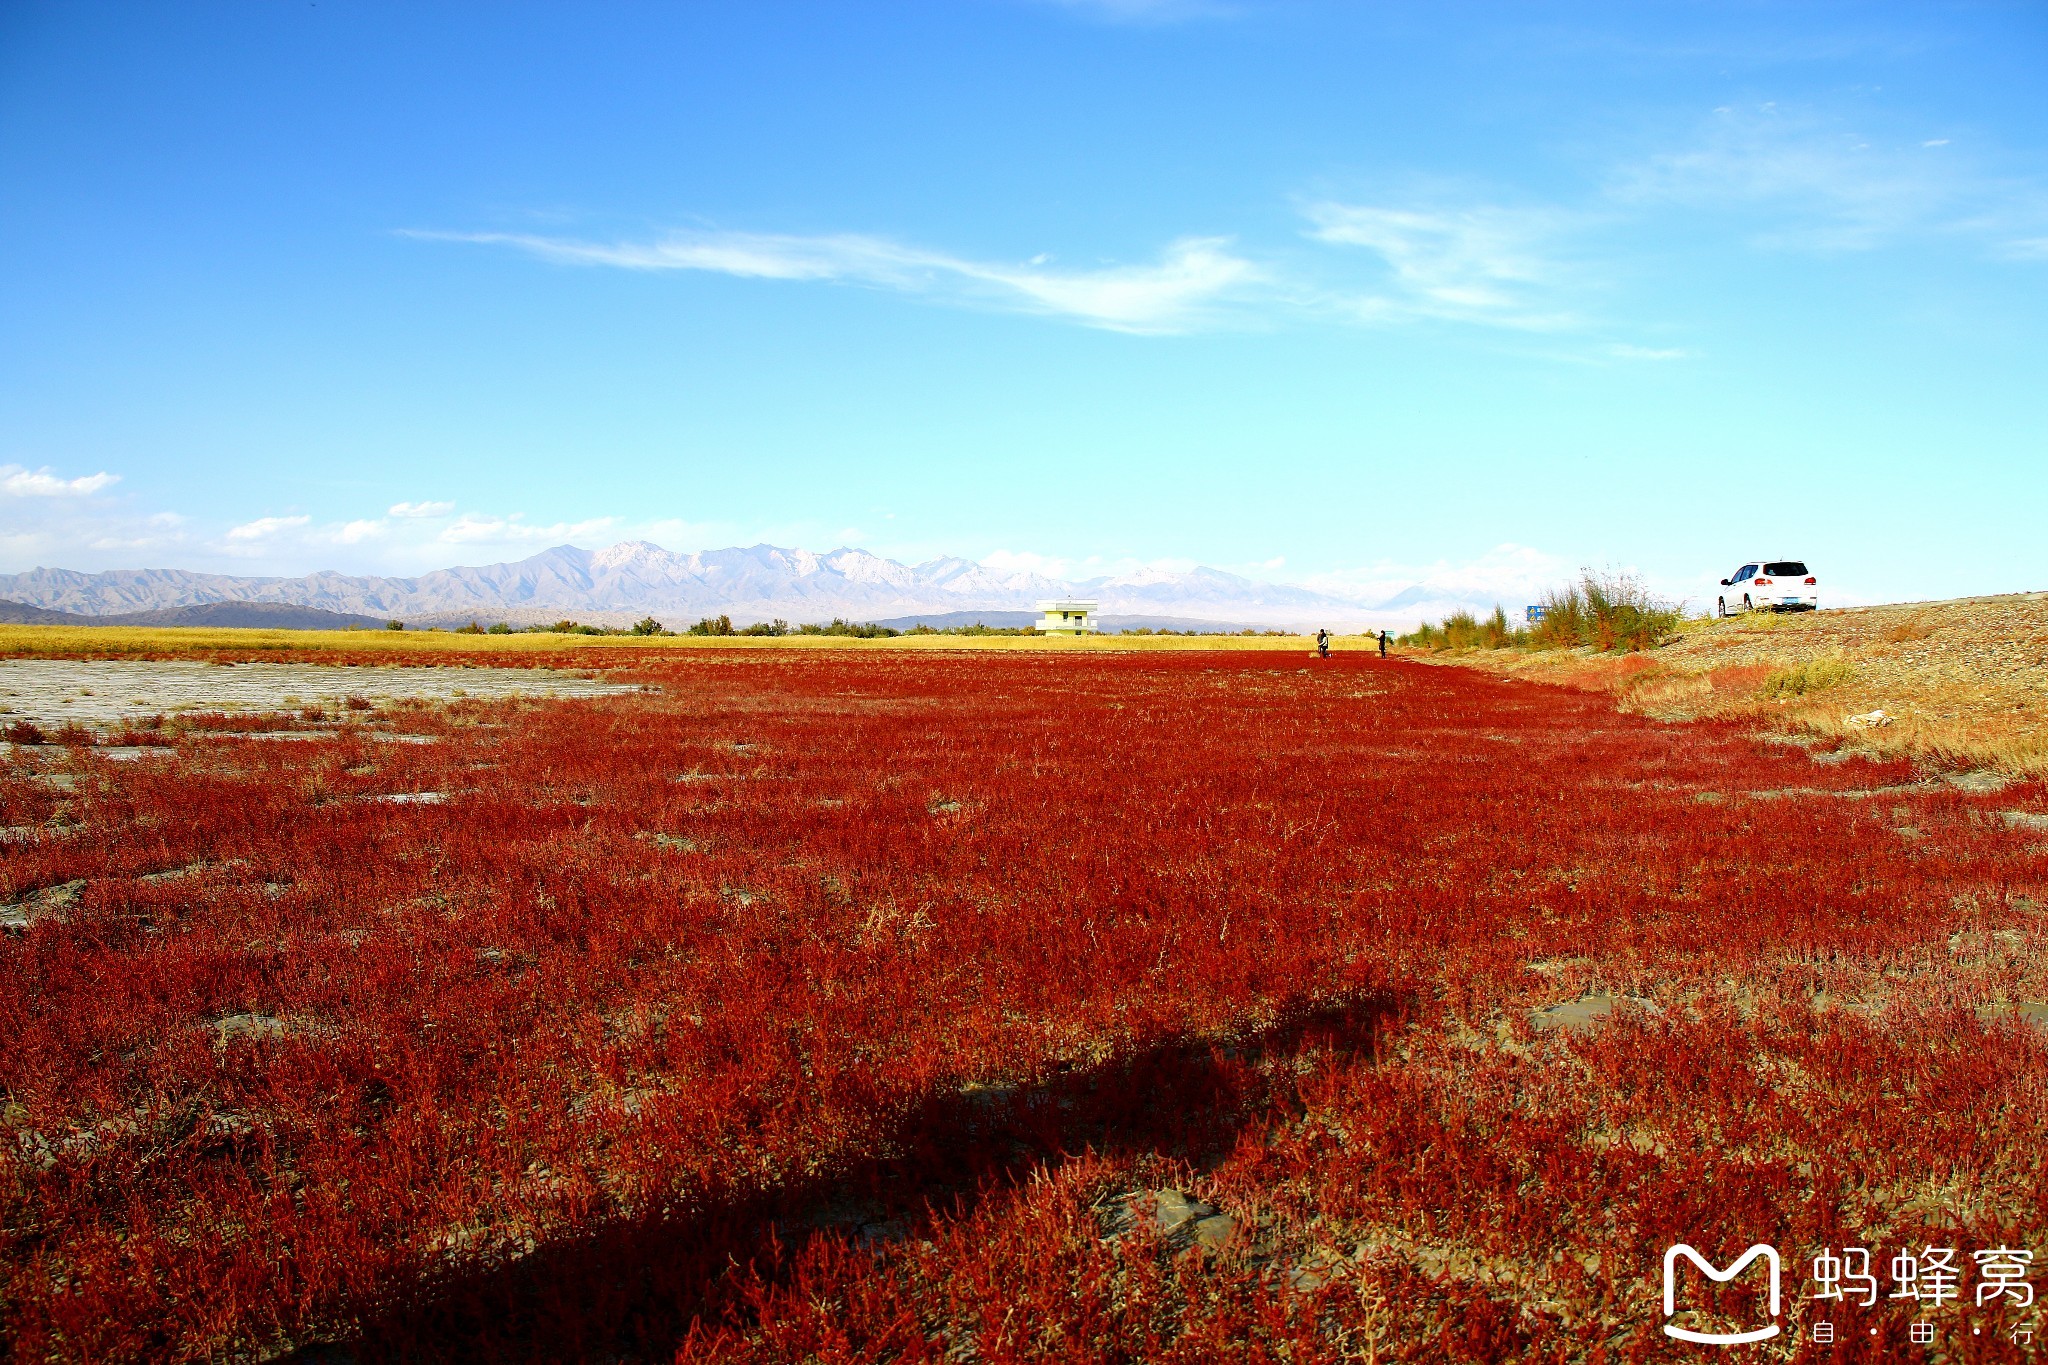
[[1377, 630, 1389, 658], [1315, 628, 1330, 659]]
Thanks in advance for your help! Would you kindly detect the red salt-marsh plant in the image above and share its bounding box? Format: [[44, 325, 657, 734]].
[[2, 650, 2044, 1362]]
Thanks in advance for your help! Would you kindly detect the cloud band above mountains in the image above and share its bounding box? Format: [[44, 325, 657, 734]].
[[0, 540, 1568, 630]]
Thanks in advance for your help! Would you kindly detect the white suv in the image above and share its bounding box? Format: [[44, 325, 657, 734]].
[[1717, 560, 1818, 615]]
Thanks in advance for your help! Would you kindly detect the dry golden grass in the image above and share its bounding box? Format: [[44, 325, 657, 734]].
[[1755, 653, 1854, 700], [1785, 705, 2048, 776], [0, 624, 1330, 658], [1413, 593, 2048, 777]]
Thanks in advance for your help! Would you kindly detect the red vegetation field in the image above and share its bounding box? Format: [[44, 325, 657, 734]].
[[4, 650, 2046, 1362]]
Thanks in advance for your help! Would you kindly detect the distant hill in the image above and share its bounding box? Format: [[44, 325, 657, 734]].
[[0, 600, 82, 625], [0, 599, 390, 630]]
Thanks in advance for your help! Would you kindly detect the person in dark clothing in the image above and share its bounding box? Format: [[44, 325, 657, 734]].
[[1315, 628, 1330, 659], [1377, 630, 1389, 658]]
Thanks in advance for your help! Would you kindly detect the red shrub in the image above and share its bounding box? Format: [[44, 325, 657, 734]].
[[1, 651, 2041, 1361]]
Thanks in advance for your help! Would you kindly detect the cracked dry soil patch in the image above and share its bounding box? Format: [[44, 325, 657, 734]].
[[0, 658, 636, 729]]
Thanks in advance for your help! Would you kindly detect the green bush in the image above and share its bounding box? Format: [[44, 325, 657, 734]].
[[905, 622, 1036, 636], [793, 618, 900, 638], [1400, 605, 1525, 650], [1528, 570, 1682, 653], [1398, 574, 1679, 654]]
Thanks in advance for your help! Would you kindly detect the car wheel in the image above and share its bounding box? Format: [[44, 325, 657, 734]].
[[1717, 597, 1727, 618], [1743, 595, 1752, 612]]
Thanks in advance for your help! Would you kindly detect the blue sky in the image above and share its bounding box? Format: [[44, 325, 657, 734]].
[[1, 0, 2044, 609]]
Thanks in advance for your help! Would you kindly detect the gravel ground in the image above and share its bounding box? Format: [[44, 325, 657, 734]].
[[1674, 591, 2048, 693], [0, 659, 635, 729], [1664, 593, 2048, 757]]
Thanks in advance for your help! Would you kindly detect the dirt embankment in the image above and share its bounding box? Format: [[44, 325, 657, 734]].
[[1410, 591, 2048, 775]]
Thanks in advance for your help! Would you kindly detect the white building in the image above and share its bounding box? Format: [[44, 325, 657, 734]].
[[1035, 598, 1099, 636]]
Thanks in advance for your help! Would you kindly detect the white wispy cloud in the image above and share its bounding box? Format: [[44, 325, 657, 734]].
[[1032, 0, 1236, 24], [324, 519, 386, 545], [388, 499, 455, 518], [0, 493, 191, 569], [1300, 542, 1577, 608], [409, 229, 1266, 335], [1611, 103, 2033, 252], [2, 527, 175, 558], [1, 465, 121, 497], [0, 490, 888, 579], [1302, 202, 1583, 331], [439, 512, 620, 545], [225, 515, 312, 541], [179, 508, 690, 571]]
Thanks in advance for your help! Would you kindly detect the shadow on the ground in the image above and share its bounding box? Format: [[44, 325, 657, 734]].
[[321, 993, 1405, 1364]]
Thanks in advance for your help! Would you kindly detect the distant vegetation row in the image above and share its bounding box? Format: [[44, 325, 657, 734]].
[[427, 615, 1298, 639], [1399, 570, 1685, 654], [437, 616, 917, 638], [435, 616, 1024, 638]]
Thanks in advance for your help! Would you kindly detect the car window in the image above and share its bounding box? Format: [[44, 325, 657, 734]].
[[1764, 561, 1807, 576], [1737, 565, 1756, 581]]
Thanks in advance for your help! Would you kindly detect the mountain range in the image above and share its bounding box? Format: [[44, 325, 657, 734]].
[[0, 542, 1503, 630]]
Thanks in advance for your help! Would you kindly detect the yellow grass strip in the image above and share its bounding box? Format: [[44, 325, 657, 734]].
[[0, 624, 1344, 658]]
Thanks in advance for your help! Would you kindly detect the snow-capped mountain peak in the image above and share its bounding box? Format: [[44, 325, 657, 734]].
[[0, 540, 1439, 628]]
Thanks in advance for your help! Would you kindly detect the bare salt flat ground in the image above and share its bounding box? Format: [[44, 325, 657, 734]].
[[0, 659, 636, 728]]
